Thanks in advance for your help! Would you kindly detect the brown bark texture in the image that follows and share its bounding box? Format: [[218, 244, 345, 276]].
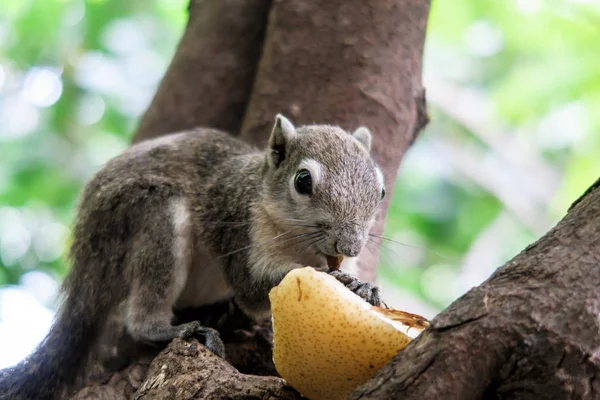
[[350, 178, 600, 400], [132, 0, 272, 142], [133, 339, 297, 400], [72, 339, 297, 400]]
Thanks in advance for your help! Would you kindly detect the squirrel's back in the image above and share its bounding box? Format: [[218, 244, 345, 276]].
[[90, 129, 258, 195]]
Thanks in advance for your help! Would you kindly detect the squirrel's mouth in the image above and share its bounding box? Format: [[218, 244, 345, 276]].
[[325, 255, 344, 271]]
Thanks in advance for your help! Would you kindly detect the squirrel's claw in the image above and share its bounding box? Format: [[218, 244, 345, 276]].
[[179, 322, 226, 358], [328, 270, 382, 307]]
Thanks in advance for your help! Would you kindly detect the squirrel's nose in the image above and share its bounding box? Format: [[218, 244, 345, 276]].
[[335, 241, 360, 258]]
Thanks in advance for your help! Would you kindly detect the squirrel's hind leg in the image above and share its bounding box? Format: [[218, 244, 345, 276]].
[[124, 197, 225, 357]]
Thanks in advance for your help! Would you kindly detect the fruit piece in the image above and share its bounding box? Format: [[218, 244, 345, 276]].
[[269, 267, 429, 400]]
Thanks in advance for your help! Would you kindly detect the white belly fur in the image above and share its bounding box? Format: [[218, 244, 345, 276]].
[[175, 244, 233, 309]]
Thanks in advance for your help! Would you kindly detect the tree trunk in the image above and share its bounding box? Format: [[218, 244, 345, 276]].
[[132, 0, 272, 143]]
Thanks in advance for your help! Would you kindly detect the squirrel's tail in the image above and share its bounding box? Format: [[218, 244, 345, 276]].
[[0, 258, 121, 400]]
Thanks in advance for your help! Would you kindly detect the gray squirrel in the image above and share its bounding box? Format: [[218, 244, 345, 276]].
[[0, 115, 386, 399]]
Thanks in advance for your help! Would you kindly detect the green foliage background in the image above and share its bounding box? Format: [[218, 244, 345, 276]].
[[0, 0, 598, 318]]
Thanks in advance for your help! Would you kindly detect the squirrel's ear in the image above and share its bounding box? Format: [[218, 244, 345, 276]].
[[269, 114, 296, 167], [352, 127, 372, 152]]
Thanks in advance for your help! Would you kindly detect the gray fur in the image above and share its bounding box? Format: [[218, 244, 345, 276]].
[[0, 115, 384, 399], [352, 126, 372, 152]]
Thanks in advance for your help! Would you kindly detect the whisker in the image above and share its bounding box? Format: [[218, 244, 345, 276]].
[[281, 222, 321, 228], [218, 243, 255, 258], [282, 218, 327, 229], [280, 231, 324, 249], [365, 239, 386, 266], [287, 233, 325, 259], [305, 235, 326, 252], [272, 228, 302, 241], [362, 242, 380, 264], [303, 236, 327, 259], [218, 228, 306, 258], [195, 220, 253, 226], [313, 237, 327, 251], [368, 234, 424, 251], [369, 234, 452, 261], [366, 237, 407, 266]]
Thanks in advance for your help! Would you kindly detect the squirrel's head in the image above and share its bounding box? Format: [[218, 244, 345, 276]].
[[261, 114, 385, 267]]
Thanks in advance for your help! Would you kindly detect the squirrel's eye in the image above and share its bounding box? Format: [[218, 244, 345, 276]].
[[294, 169, 312, 195], [381, 187, 386, 200]]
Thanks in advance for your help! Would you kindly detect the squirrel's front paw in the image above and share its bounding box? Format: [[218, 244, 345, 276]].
[[179, 322, 226, 358], [329, 270, 382, 306]]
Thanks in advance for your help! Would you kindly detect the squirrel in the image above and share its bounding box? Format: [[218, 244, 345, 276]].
[[0, 114, 386, 400]]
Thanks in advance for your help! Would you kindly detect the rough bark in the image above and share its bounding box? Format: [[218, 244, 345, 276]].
[[240, 0, 430, 280], [133, 339, 297, 400], [132, 0, 272, 143], [350, 178, 600, 400], [72, 339, 299, 400]]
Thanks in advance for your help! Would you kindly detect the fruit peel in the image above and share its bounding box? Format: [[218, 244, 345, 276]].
[[269, 267, 428, 400]]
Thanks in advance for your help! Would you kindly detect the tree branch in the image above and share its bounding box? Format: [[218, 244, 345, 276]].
[[72, 300, 294, 399], [132, 0, 272, 143], [134, 339, 298, 400], [350, 177, 600, 399]]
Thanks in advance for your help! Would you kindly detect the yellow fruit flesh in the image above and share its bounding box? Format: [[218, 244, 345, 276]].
[[269, 267, 427, 400]]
